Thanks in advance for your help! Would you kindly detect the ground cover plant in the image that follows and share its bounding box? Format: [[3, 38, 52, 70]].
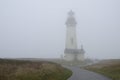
[[0, 59, 72, 80], [84, 59, 120, 80]]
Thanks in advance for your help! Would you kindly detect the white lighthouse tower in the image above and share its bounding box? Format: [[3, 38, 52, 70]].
[[64, 10, 85, 61]]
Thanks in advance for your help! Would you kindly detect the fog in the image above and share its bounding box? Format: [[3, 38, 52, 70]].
[[0, 0, 120, 59]]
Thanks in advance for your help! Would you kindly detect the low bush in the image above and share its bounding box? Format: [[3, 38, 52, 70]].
[[0, 59, 72, 80]]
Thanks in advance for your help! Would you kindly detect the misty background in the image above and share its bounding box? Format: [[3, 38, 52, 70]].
[[0, 0, 120, 59]]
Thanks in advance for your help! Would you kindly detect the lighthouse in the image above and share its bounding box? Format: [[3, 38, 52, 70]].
[[64, 10, 85, 61]]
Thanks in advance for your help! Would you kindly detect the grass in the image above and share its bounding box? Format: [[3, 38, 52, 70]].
[[84, 59, 120, 80], [0, 58, 72, 80]]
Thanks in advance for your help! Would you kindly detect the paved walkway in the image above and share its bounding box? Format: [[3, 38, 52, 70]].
[[65, 66, 111, 80]]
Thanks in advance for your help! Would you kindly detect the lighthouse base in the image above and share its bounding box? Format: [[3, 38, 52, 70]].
[[64, 48, 84, 61]]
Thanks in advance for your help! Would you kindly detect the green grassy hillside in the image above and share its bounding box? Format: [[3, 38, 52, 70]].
[[84, 59, 120, 80], [0, 59, 72, 80]]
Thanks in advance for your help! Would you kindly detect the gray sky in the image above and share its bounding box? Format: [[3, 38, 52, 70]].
[[0, 0, 120, 59]]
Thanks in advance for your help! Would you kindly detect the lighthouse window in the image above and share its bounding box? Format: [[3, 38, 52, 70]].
[[71, 38, 73, 45]]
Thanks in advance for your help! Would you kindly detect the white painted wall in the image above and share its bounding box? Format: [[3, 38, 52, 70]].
[[65, 26, 77, 49], [64, 53, 74, 61], [77, 54, 84, 61]]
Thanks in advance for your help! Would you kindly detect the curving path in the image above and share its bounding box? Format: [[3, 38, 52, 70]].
[[65, 66, 111, 80]]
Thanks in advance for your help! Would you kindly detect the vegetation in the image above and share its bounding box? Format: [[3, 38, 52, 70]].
[[84, 59, 120, 80], [0, 58, 72, 80]]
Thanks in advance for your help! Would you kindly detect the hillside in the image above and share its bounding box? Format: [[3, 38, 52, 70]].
[[0, 59, 72, 80], [84, 59, 120, 80]]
